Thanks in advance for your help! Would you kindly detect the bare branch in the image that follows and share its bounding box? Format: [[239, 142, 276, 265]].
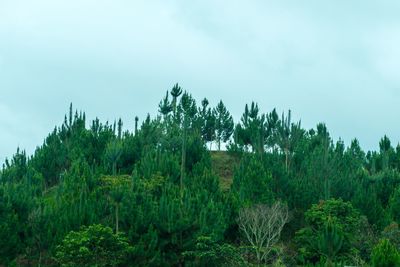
[[238, 201, 289, 265]]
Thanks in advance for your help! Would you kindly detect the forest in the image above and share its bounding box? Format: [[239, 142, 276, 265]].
[[1, 85, 400, 267]]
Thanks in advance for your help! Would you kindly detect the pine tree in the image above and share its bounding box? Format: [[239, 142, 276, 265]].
[[390, 186, 400, 223], [232, 155, 273, 205], [234, 102, 271, 154], [179, 92, 197, 195], [265, 108, 279, 148], [380, 135, 393, 171], [135, 116, 139, 135], [69, 103, 73, 128], [316, 218, 344, 266], [105, 140, 122, 175], [199, 98, 216, 149], [371, 239, 400, 267], [159, 91, 173, 120], [277, 110, 302, 172], [171, 83, 183, 117], [214, 101, 234, 151], [117, 118, 123, 139], [0, 197, 21, 264]]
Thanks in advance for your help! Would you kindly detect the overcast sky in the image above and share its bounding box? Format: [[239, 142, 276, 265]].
[[1, 0, 400, 164]]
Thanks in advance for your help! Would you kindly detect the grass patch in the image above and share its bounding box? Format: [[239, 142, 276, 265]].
[[210, 151, 240, 191]]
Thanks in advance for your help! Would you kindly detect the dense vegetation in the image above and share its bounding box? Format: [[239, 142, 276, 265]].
[[1, 85, 400, 266]]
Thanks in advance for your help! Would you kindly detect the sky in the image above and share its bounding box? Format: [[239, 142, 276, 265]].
[[1, 0, 400, 164]]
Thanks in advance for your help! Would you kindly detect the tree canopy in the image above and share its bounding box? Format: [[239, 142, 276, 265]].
[[1, 86, 400, 266]]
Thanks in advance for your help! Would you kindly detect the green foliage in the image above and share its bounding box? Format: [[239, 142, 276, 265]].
[[382, 223, 400, 250], [390, 186, 400, 223], [276, 110, 303, 172], [211, 151, 239, 191], [183, 236, 244, 267], [158, 91, 173, 118], [199, 98, 216, 146], [352, 186, 391, 230], [296, 199, 362, 264], [171, 83, 183, 116], [104, 139, 123, 175], [232, 154, 273, 205], [233, 102, 266, 153], [55, 224, 132, 267], [0, 191, 21, 264], [214, 100, 234, 151], [3, 89, 400, 266], [370, 239, 400, 267], [315, 218, 344, 266]]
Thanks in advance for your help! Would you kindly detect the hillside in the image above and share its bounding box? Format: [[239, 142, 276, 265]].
[[1, 90, 400, 266], [211, 151, 239, 191]]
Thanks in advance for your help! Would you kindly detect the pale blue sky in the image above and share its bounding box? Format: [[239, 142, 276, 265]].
[[1, 0, 400, 163]]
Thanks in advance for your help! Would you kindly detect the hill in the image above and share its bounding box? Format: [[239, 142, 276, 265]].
[[1, 89, 400, 266], [211, 151, 239, 191]]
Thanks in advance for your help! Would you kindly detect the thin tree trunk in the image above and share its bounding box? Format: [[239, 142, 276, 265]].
[[38, 239, 42, 267], [323, 141, 330, 200], [116, 203, 119, 234], [180, 117, 187, 197], [172, 98, 177, 118], [285, 150, 289, 172], [256, 249, 261, 267], [112, 161, 116, 176]]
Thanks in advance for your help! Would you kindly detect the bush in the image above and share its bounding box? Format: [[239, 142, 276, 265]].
[[370, 239, 400, 267], [55, 224, 132, 267], [295, 199, 362, 264]]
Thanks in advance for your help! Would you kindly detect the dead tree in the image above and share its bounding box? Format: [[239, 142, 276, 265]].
[[238, 201, 289, 265]]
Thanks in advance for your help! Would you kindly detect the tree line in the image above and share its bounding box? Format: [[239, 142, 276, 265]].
[[1, 84, 400, 266]]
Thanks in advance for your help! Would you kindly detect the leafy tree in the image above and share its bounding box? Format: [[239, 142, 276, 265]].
[[296, 199, 362, 264], [55, 224, 132, 267]]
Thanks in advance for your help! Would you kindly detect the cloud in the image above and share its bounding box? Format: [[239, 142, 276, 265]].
[[367, 25, 400, 86], [0, 103, 46, 163]]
